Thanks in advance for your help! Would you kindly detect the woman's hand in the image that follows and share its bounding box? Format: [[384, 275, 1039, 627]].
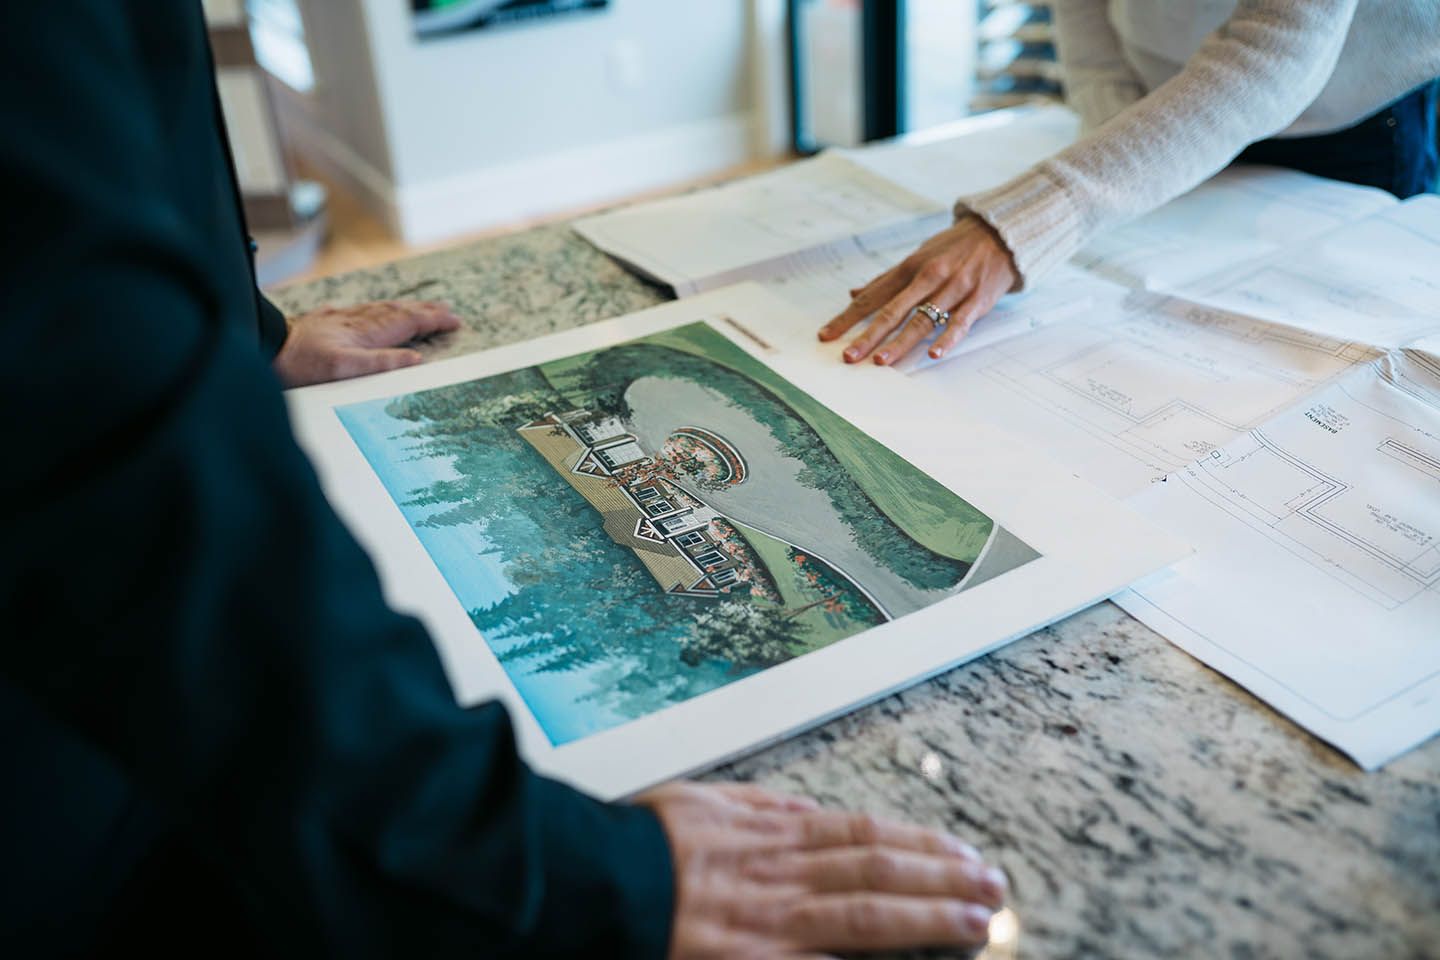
[[819, 215, 1018, 366], [637, 781, 1006, 959], [273, 299, 461, 387]]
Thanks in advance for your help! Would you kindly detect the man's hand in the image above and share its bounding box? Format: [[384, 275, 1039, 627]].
[[273, 299, 462, 387], [637, 781, 1007, 958], [818, 215, 1018, 366]]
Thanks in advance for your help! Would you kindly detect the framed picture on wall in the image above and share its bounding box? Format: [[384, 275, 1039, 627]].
[[413, 0, 609, 39]]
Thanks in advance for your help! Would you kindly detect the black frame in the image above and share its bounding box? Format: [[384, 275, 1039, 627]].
[[788, 0, 907, 154]]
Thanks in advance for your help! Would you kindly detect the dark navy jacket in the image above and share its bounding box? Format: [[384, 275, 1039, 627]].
[[0, 4, 672, 955]]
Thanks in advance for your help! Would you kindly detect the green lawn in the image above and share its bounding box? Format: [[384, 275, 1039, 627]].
[[537, 354, 594, 405], [729, 519, 876, 653]]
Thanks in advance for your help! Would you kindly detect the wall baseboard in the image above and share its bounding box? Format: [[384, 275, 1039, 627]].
[[276, 107, 756, 247], [393, 113, 756, 245]]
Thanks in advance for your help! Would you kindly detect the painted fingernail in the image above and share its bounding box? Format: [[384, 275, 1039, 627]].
[[874, 352, 889, 364], [930, 347, 944, 359], [982, 867, 1008, 901], [939, 834, 978, 859], [963, 903, 993, 937], [843, 348, 859, 362]]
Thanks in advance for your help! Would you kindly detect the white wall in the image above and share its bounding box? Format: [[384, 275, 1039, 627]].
[[280, 0, 782, 244], [904, 0, 976, 132]]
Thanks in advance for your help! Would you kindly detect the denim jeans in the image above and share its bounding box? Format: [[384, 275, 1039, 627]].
[[1235, 79, 1439, 198]]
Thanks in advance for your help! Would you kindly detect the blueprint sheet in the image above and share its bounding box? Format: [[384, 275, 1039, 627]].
[[906, 291, 1379, 498], [1072, 166, 1397, 292], [1116, 350, 1440, 769]]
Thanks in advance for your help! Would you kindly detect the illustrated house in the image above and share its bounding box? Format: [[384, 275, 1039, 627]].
[[517, 410, 751, 598]]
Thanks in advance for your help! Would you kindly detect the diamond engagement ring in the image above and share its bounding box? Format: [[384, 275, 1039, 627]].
[[916, 302, 950, 330]]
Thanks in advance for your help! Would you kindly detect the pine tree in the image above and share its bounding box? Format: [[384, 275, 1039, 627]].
[[680, 601, 811, 672]]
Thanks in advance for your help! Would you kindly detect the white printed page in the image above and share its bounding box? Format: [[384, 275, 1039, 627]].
[[889, 265, 1132, 370], [1180, 195, 1440, 349], [1115, 353, 1440, 769], [1072, 166, 1396, 292], [697, 211, 949, 299], [759, 235, 919, 320], [572, 153, 941, 295], [755, 231, 1127, 360], [907, 293, 1379, 499], [841, 105, 1079, 206]]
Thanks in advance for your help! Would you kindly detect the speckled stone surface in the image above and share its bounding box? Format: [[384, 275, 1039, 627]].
[[271, 224, 1440, 960], [269, 223, 668, 358]]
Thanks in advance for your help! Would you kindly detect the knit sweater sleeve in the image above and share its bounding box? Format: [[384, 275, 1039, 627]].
[[1051, 0, 1147, 132], [959, 0, 1360, 287]]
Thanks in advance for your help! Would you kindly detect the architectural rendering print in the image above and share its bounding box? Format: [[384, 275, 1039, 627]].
[[336, 322, 1039, 743]]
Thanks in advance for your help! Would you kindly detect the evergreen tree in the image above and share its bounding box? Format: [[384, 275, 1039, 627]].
[[680, 601, 811, 672]]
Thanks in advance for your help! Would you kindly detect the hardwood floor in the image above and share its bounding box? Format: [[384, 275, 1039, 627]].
[[273, 156, 791, 289]]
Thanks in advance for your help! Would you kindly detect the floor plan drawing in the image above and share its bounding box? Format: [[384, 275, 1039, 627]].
[[914, 292, 1378, 498], [1184, 416, 1440, 609], [1117, 353, 1440, 768]]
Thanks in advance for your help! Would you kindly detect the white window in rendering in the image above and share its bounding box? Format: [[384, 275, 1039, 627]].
[[711, 568, 740, 587]]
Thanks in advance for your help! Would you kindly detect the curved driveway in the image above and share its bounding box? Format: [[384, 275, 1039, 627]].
[[624, 376, 967, 618]]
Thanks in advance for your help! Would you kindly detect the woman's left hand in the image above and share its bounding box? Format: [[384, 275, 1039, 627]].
[[818, 214, 1018, 366]]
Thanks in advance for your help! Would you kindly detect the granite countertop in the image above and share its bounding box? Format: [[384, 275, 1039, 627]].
[[270, 224, 1440, 960]]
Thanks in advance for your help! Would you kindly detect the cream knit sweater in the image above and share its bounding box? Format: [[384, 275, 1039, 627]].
[[960, 0, 1440, 287]]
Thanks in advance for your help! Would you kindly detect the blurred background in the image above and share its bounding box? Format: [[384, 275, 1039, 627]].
[[202, 0, 1061, 286]]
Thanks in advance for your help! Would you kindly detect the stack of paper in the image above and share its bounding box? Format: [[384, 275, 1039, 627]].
[[572, 105, 1440, 769], [573, 105, 1079, 299], [905, 197, 1440, 769]]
